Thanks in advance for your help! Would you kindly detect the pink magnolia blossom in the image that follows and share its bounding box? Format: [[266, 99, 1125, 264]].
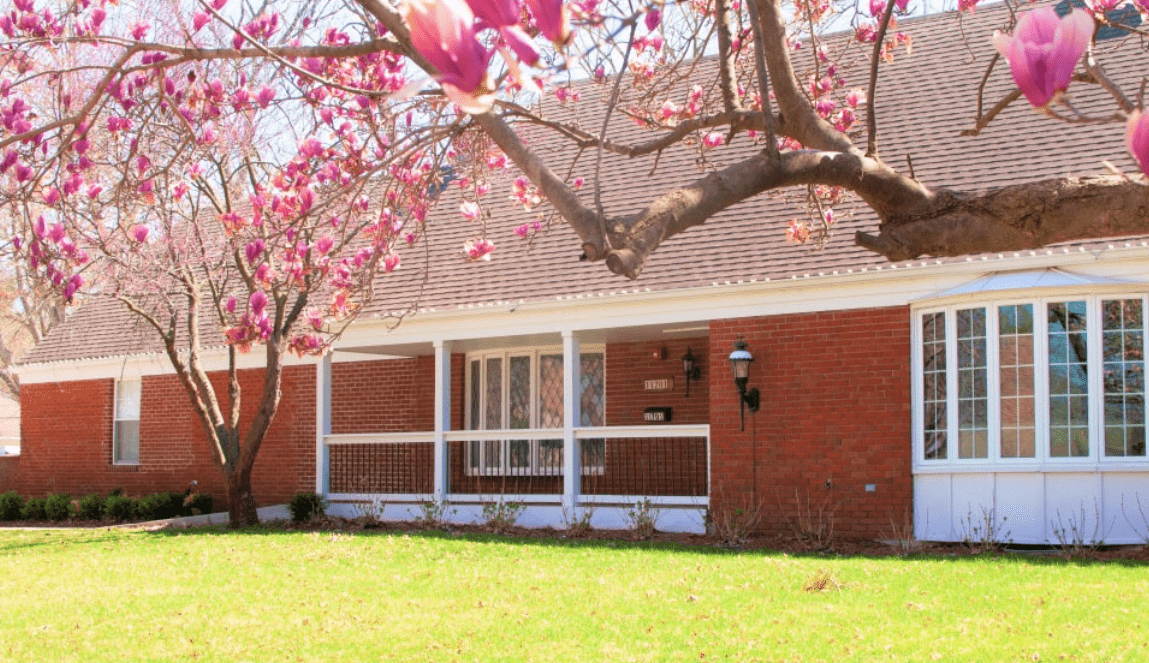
[[63, 274, 82, 302], [525, 0, 571, 45], [992, 8, 1094, 108], [467, 0, 520, 27], [130, 225, 149, 242], [0, 150, 16, 174], [245, 239, 265, 264], [225, 296, 237, 313], [645, 9, 661, 31], [460, 200, 481, 220], [130, 21, 149, 41], [256, 85, 276, 108], [249, 290, 268, 316], [193, 12, 210, 32], [463, 238, 496, 261], [403, 0, 494, 112], [1126, 109, 1149, 178], [701, 132, 724, 148], [289, 333, 324, 357], [500, 25, 541, 67]]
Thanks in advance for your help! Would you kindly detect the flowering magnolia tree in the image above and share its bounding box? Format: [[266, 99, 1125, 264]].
[[2, 0, 1148, 523]]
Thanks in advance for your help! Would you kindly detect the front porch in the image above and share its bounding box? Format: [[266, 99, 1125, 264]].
[[314, 328, 713, 533]]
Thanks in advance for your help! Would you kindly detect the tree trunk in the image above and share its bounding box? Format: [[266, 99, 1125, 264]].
[[225, 463, 259, 528]]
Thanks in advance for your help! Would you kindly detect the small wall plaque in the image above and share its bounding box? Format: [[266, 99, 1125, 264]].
[[644, 378, 674, 392], [643, 407, 672, 423]]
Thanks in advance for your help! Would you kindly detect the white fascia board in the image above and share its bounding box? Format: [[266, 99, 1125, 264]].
[[22, 244, 1149, 382]]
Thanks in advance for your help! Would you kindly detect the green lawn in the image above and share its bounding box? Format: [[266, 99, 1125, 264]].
[[0, 528, 1146, 662]]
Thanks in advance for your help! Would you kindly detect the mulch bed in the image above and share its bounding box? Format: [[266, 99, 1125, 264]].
[[5, 516, 1147, 561]]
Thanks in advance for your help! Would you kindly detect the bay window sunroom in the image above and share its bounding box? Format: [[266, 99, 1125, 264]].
[[915, 295, 1147, 467], [912, 271, 1149, 545]]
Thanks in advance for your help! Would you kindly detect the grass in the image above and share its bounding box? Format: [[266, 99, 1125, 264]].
[[0, 528, 1147, 662]]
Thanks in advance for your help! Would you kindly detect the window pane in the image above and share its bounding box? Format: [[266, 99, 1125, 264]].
[[508, 439, 530, 472], [539, 355, 563, 428], [999, 305, 1036, 458], [468, 360, 481, 430], [509, 356, 531, 430], [539, 439, 563, 473], [484, 358, 502, 430], [116, 379, 141, 420], [921, 312, 947, 460], [957, 309, 987, 459], [483, 439, 501, 470], [114, 420, 139, 464], [580, 438, 605, 471], [1103, 299, 1146, 457], [1049, 301, 1089, 457], [580, 353, 605, 427]]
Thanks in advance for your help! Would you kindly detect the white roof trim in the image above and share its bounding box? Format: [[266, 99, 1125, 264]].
[[919, 267, 1142, 300]]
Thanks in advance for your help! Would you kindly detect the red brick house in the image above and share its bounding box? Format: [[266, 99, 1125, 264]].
[[5, 5, 1149, 543]]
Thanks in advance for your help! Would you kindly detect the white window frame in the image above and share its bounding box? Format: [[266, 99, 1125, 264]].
[[464, 346, 605, 476], [113, 378, 141, 465], [912, 292, 1149, 471]]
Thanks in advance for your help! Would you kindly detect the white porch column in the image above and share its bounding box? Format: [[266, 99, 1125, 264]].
[[314, 352, 332, 495], [562, 330, 582, 511], [433, 340, 452, 502]]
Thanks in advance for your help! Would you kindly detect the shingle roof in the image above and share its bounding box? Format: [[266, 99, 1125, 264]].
[[22, 2, 1146, 365]]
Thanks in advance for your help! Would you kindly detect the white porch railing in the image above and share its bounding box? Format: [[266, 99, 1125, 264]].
[[322, 424, 709, 507]]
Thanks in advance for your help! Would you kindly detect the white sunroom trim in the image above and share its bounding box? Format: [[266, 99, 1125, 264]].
[[911, 291, 1149, 471], [921, 267, 1142, 300]]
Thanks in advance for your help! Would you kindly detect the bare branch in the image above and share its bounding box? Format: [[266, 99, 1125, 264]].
[[866, 0, 898, 158]]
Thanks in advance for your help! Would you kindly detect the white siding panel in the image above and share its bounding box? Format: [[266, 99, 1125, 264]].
[[1101, 473, 1149, 545], [951, 474, 996, 541], [1044, 473, 1104, 544], [994, 473, 1045, 544], [915, 474, 953, 541]]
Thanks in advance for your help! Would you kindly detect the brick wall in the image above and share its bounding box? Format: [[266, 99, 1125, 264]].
[[11, 309, 914, 537], [709, 307, 913, 539], [12, 366, 315, 506], [329, 354, 465, 434], [606, 337, 709, 425]]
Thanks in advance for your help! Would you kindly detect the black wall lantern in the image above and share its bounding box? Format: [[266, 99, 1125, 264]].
[[728, 338, 760, 431], [682, 347, 701, 397]]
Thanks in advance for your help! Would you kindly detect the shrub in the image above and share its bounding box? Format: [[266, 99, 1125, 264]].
[[289, 492, 325, 523], [481, 500, 525, 533], [76, 493, 106, 520], [0, 491, 23, 521], [136, 492, 185, 521], [44, 493, 73, 521], [22, 497, 47, 521], [184, 493, 214, 516], [104, 495, 136, 522]]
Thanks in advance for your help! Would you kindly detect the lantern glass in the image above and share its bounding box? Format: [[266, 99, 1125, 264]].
[[728, 339, 753, 381]]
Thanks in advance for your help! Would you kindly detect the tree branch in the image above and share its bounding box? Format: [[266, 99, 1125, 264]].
[[750, 0, 855, 154], [856, 175, 1149, 261], [715, 0, 743, 115]]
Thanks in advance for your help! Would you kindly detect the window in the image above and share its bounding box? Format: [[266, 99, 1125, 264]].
[[114, 378, 141, 464], [465, 349, 605, 475], [916, 296, 1148, 465]]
